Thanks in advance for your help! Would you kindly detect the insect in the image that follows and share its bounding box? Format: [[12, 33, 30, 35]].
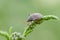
[[27, 13, 43, 23]]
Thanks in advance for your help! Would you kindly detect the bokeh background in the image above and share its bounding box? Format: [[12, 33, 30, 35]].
[[0, 0, 60, 40]]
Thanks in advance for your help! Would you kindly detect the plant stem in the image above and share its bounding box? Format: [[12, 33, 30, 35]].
[[23, 15, 59, 37]]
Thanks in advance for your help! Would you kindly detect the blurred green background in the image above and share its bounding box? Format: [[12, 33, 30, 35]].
[[0, 0, 60, 40]]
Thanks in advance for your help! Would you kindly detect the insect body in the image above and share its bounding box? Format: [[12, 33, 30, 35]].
[[27, 13, 43, 22]]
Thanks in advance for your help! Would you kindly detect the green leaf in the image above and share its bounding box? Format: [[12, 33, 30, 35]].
[[0, 31, 9, 40], [9, 26, 13, 35]]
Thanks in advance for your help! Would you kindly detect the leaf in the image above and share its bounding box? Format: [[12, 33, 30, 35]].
[[0, 31, 9, 40]]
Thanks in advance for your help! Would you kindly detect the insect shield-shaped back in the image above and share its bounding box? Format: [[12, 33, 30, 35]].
[[27, 13, 43, 24]]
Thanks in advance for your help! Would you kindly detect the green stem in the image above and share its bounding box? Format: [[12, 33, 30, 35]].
[[23, 15, 59, 37]]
